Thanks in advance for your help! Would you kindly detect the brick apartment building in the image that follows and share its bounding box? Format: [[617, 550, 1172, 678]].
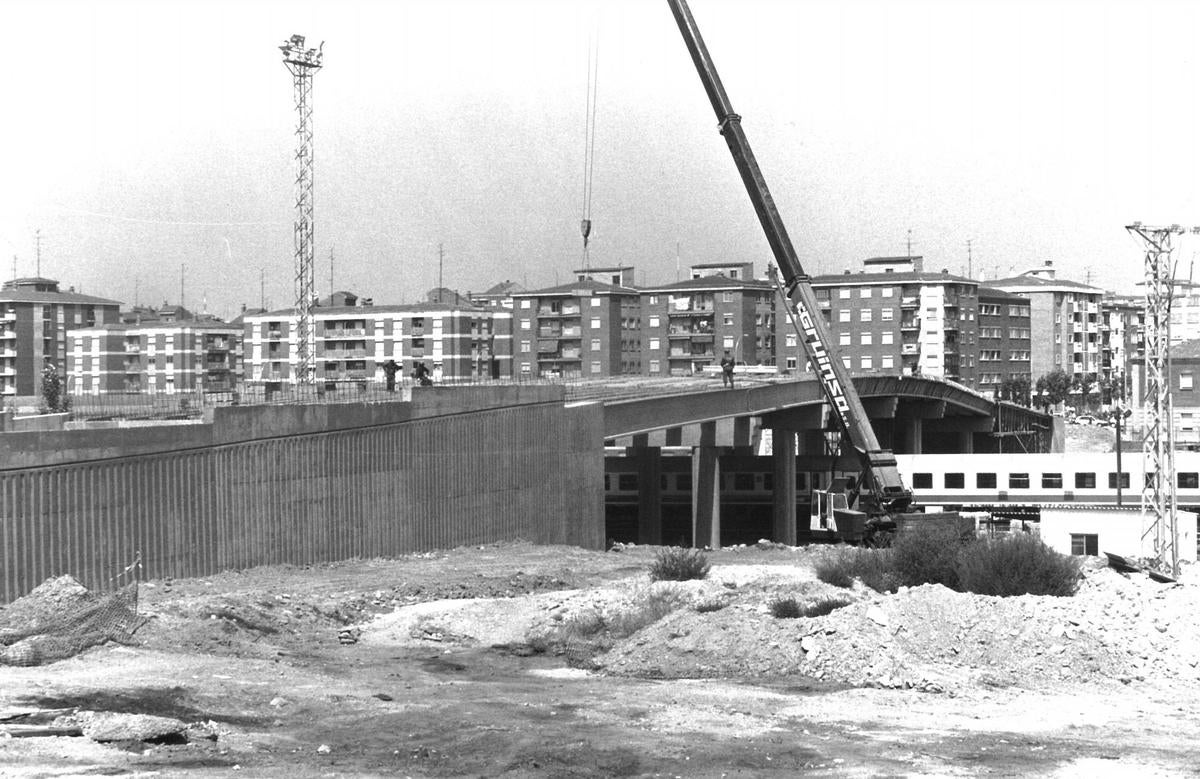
[[511, 273, 641, 378], [976, 286, 1033, 398], [241, 300, 511, 386], [0, 277, 121, 401], [68, 321, 243, 393], [1101, 293, 1143, 402], [639, 262, 775, 376], [989, 262, 1104, 384]]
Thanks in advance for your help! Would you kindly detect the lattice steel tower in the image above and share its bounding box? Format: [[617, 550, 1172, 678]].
[[280, 34, 323, 385], [1126, 222, 1195, 577]]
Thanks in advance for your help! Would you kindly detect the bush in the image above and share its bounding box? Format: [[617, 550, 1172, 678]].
[[814, 547, 897, 593], [607, 589, 686, 638], [956, 533, 1081, 596], [891, 519, 972, 589], [770, 595, 852, 619], [649, 547, 711, 582]]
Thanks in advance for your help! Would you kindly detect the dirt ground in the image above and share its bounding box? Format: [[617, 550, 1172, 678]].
[[2, 541, 1198, 778]]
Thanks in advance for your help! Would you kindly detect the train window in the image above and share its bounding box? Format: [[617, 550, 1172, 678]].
[[1074, 472, 1096, 489], [1042, 473, 1063, 488], [733, 473, 756, 491], [1108, 472, 1130, 489], [1070, 534, 1098, 556], [677, 472, 692, 492], [1009, 473, 1030, 489], [661, 475, 669, 491], [795, 473, 808, 491], [944, 473, 965, 489], [811, 473, 823, 490], [1179, 472, 1200, 489], [912, 473, 933, 489], [763, 473, 774, 491], [604, 474, 611, 491], [976, 473, 997, 489], [618, 474, 638, 491]]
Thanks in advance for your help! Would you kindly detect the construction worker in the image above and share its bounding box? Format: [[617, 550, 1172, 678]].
[[720, 351, 736, 389]]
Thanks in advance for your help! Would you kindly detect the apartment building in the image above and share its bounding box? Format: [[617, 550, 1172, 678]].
[[511, 278, 641, 378], [1101, 293, 1143, 402], [799, 257, 980, 386], [0, 277, 121, 400], [640, 262, 774, 376], [976, 286, 1033, 398], [990, 262, 1104, 383], [1131, 338, 1200, 445], [241, 301, 511, 385], [67, 321, 243, 393]]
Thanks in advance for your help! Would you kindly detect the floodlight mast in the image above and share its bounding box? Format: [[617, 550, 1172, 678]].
[[280, 34, 323, 386], [665, 0, 911, 516]]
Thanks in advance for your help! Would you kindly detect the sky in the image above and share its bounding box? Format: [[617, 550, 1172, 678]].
[[2, 0, 1200, 320]]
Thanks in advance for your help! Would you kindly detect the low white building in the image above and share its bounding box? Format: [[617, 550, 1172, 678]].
[[1038, 506, 1197, 563]]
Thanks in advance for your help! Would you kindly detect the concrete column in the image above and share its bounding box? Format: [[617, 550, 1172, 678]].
[[692, 421, 721, 549], [908, 417, 923, 454], [634, 446, 662, 546], [664, 427, 683, 446], [733, 417, 751, 448], [772, 430, 797, 546]]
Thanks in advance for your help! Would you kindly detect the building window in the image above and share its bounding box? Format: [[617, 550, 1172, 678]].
[[839, 289, 851, 299], [1070, 534, 1098, 556], [839, 310, 850, 323], [649, 359, 660, 372], [1042, 473, 1063, 488], [649, 295, 659, 305], [1182, 373, 1194, 391], [591, 318, 601, 329], [1009, 473, 1030, 489], [976, 472, 997, 488], [860, 356, 872, 369], [723, 336, 734, 348], [860, 288, 871, 299], [861, 332, 872, 345], [841, 356, 850, 368], [785, 333, 797, 348], [945, 473, 965, 489], [839, 332, 851, 346], [860, 309, 872, 323], [912, 473, 933, 489], [881, 308, 894, 321], [591, 297, 601, 307], [722, 292, 733, 303], [723, 313, 733, 326], [1075, 472, 1096, 489], [786, 357, 797, 369], [648, 338, 660, 350], [648, 316, 660, 328], [591, 361, 602, 374], [881, 331, 894, 345], [521, 319, 531, 330], [881, 287, 894, 297], [881, 354, 894, 369], [520, 300, 531, 309], [520, 340, 531, 353]]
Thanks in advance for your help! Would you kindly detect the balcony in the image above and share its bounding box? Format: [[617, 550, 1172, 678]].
[[900, 296, 920, 308], [323, 328, 366, 338], [561, 326, 582, 337], [667, 307, 714, 316], [0, 330, 17, 340], [899, 318, 919, 330], [0, 312, 14, 322], [537, 327, 562, 338], [124, 342, 141, 352], [322, 348, 368, 359], [901, 344, 920, 355], [267, 330, 283, 339]]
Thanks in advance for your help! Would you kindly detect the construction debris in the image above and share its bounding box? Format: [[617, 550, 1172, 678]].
[[0, 576, 146, 666]]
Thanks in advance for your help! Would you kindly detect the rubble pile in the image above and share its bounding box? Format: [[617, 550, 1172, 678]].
[[598, 564, 1200, 692]]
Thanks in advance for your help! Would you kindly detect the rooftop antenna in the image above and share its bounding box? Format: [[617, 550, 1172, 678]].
[[180, 263, 185, 311], [280, 33, 324, 384], [329, 245, 334, 300], [260, 268, 265, 310], [676, 241, 681, 282], [966, 238, 973, 278], [34, 229, 41, 277], [438, 243, 444, 304], [906, 229, 913, 259], [10, 254, 15, 282]]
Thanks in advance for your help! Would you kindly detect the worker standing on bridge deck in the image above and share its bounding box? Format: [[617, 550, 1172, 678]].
[[721, 351, 736, 388]]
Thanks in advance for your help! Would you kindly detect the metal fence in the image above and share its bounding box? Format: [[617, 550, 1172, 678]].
[[0, 402, 603, 603]]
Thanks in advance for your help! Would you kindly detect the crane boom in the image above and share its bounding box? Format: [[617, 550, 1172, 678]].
[[666, 0, 912, 514]]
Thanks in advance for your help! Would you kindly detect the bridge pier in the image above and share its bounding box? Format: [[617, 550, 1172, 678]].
[[772, 430, 798, 545], [629, 444, 663, 545], [692, 421, 721, 549]]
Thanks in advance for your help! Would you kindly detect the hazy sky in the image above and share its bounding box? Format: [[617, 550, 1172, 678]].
[[2, 0, 1199, 319]]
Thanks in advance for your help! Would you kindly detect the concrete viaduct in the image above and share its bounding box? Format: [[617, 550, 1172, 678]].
[[596, 375, 1053, 548]]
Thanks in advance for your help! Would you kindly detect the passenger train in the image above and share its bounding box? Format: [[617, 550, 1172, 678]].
[[604, 449, 1200, 546]]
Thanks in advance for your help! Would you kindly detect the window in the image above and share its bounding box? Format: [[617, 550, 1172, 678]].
[[413, 338, 425, 349], [881, 354, 895, 369], [1070, 534, 1098, 556], [860, 356, 872, 369], [912, 473, 933, 489], [591, 361, 602, 374], [881, 331, 894, 345], [839, 310, 851, 322], [1075, 472, 1096, 489], [1108, 472, 1130, 489], [648, 338, 659, 350], [733, 473, 756, 491], [839, 332, 851, 346], [860, 288, 872, 299], [722, 292, 733, 303], [841, 356, 850, 368], [648, 295, 659, 305], [520, 300, 531, 309], [618, 474, 638, 491], [1009, 473, 1030, 489], [839, 289, 851, 299], [723, 313, 734, 326], [591, 318, 601, 329], [1182, 373, 1194, 391], [881, 287, 894, 298], [1042, 473, 1063, 488], [648, 316, 660, 328], [521, 319, 531, 330], [976, 472, 997, 489], [786, 356, 797, 369], [1179, 472, 1200, 489], [945, 473, 965, 489], [881, 308, 894, 321], [520, 340, 531, 353], [649, 359, 660, 372], [859, 332, 872, 346], [590, 297, 601, 308], [723, 336, 734, 348], [860, 309, 872, 322], [785, 333, 797, 348]]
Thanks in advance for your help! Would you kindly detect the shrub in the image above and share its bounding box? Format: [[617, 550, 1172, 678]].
[[770, 595, 853, 619], [956, 533, 1081, 596], [607, 589, 686, 638], [814, 547, 897, 593], [891, 519, 972, 589], [649, 547, 711, 582]]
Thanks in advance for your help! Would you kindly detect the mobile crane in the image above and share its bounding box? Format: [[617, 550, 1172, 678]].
[[667, 0, 915, 542]]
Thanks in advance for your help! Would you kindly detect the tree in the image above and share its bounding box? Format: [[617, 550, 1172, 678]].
[[1072, 373, 1096, 412], [40, 362, 69, 414], [998, 376, 1031, 406], [1036, 369, 1072, 410]]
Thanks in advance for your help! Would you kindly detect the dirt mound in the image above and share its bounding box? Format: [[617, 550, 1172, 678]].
[[597, 564, 1200, 692], [0, 576, 145, 666]]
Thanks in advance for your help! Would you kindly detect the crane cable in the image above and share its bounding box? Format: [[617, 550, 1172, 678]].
[[580, 31, 600, 270]]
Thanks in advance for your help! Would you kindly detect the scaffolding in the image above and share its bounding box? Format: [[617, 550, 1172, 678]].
[[280, 35, 323, 385]]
